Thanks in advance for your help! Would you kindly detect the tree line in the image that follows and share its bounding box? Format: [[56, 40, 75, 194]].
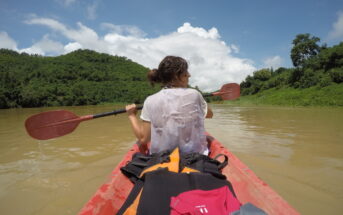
[[240, 34, 343, 95], [0, 49, 160, 108], [1, 34, 342, 109]]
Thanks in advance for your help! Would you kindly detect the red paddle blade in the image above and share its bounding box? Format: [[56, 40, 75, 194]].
[[218, 83, 240, 100], [25, 110, 86, 140]]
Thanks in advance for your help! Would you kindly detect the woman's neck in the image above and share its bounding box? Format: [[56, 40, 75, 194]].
[[164, 84, 186, 88], [165, 80, 187, 88]]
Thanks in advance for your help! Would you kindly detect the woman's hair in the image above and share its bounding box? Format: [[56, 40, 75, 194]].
[[147, 56, 188, 86]]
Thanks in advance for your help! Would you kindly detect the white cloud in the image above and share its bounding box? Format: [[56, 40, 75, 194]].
[[178, 22, 220, 40], [101, 23, 147, 38], [328, 11, 343, 40], [263, 56, 282, 69], [230, 44, 240, 54], [20, 35, 64, 55], [25, 17, 104, 51], [22, 17, 256, 91], [25, 16, 69, 32], [64, 42, 83, 53], [0, 32, 18, 50]]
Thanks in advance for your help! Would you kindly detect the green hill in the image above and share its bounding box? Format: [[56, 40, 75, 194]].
[[0, 49, 159, 108]]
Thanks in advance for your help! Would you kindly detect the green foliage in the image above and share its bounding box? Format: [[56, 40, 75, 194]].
[[241, 39, 342, 100], [329, 67, 343, 83], [240, 68, 273, 95], [226, 84, 343, 107], [0, 49, 160, 108], [320, 42, 343, 70], [298, 69, 321, 88], [239, 38, 342, 106], [288, 68, 304, 87], [305, 42, 343, 70], [291, 33, 321, 67], [253, 69, 272, 81]]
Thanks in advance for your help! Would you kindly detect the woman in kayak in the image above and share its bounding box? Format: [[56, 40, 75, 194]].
[[126, 56, 213, 155]]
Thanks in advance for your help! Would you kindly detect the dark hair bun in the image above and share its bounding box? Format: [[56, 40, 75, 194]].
[[147, 56, 188, 86], [147, 69, 160, 84]]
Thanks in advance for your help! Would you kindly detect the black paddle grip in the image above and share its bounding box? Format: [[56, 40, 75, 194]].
[[93, 106, 143, 119]]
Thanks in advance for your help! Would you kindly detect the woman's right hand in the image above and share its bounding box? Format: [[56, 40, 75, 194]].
[[125, 104, 137, 116]]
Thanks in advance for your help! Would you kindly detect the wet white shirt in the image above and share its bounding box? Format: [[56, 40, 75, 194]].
[[140, 88, 208, 155]]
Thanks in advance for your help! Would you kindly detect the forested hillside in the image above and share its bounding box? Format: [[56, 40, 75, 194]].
[[1, 34, 342, 109], [240, 34, 343, 97], [0, 49, 160, 108]]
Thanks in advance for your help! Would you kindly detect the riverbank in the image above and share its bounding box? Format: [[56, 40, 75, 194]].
[[223, 83, 343, 107]]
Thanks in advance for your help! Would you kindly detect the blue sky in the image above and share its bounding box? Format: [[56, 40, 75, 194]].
[[1, 0, 342, 91]]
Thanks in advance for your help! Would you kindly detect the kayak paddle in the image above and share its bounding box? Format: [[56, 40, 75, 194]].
[[25, 83, 240, 140], [204, 83, 240, 100]]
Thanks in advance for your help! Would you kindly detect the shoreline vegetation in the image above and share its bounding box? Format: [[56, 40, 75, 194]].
[[222, 84, 343, 107], [0, 34, 342, 109], [218, 34, 343, 107]]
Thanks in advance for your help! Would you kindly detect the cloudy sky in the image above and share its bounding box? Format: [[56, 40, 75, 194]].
[[1, 0, 342, 91]]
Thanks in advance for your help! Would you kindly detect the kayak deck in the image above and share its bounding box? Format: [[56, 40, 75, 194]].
[[79, 134, 299, 215]]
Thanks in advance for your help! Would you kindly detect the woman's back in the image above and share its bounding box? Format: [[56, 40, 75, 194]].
[[141, 88, 207, 154]]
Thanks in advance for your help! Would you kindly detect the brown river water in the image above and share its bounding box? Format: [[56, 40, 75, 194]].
[[0, 104, 342, 214]]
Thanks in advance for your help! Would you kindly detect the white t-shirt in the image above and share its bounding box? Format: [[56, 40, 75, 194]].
[[141, 88, 208, 154]]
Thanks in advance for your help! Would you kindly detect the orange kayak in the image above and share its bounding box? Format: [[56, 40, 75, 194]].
[[79, 134, 299, 215]]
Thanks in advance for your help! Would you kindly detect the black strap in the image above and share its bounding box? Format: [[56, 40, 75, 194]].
[[213, 154, 229, 170], [180, 153, 229, 179], [120, 150, 172, 183], [116, 179, 144, 215]]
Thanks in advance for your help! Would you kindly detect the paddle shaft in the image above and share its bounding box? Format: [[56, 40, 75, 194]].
[[93, 106, 143, 119], [203, 92, 228, 97]]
